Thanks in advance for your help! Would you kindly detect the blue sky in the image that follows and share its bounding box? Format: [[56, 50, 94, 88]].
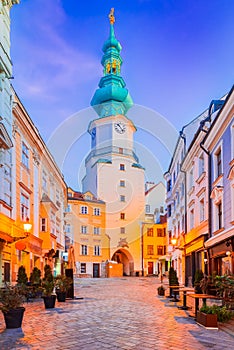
[[10, 0, 234, 189]]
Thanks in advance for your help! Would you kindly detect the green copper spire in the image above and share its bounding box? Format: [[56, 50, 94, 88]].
[[91, 9, 133, 118]]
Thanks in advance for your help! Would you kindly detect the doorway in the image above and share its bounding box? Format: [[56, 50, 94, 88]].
[[148, 262, 154, 275], [93, 263, 100, 278]]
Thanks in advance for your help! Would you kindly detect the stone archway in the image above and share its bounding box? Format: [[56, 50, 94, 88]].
[[111, 249, 134, 276]]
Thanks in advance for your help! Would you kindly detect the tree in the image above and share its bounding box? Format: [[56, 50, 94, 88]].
[[17, 266, 28, 285]]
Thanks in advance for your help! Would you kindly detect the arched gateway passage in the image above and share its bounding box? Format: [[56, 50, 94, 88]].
[[111, 249, 134, 276]]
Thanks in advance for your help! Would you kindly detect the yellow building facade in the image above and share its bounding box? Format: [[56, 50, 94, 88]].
[[0, 89, 67, 286], [65, 188, 110, 277], [141, 216, 167, 276]]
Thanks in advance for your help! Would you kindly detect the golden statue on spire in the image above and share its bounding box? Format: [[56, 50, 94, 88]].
[[109, 8, 115, 24]]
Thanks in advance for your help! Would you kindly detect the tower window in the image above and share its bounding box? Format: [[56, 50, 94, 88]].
[[120, 195, 125, 202], [120, 164, 125, 171], [119, 148, 123, 154], [120, 213, 125, 220], [120, 180, 125, 187], [120, 227, 125, 234]]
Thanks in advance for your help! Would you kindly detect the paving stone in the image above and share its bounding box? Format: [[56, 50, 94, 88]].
[[0, 277, 233, 349]]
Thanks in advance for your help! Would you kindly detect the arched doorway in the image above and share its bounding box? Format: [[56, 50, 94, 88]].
[[111, 249, 134, 276]]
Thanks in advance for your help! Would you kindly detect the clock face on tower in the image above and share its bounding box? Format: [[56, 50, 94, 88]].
[[114, 122, 126, 134]]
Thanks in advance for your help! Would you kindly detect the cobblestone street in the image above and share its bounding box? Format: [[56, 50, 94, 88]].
[[0, 277, 234, 350]]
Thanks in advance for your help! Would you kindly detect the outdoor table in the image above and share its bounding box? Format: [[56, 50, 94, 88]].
[[188, 293, 222, 318], [168, 285, 184, 302], [177, 287, 194, 310]]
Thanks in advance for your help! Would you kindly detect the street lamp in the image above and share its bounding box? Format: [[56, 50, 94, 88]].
[[10, 218, 32, 243], [23, 217, 32, 234]]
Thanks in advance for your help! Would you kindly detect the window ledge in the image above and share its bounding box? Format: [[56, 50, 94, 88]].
[[212, 174, 223, 187], [213, 227, 224, 235], [196, 171, 206, 184]]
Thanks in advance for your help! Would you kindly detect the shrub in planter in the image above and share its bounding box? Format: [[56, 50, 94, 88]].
[[169, 267, 179, 297], [199, 305, 233, 323], [17, 266, 28, 286], [215, 274, 234, 309], [42, 265, 56, 309], [0, 284, 25, 329], [157, 285, 165, 296], [29, 267, 42, 286], [194, 269, 204, 294], [55, 274, 72, 302]]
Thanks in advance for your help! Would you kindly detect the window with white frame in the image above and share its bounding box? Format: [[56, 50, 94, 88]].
[[120, 227, 125, 234], [120, 180, 125, 187], [190, 208, 194, 230], [94, 245, 101, 256], [181, 182, 185, 197], [4, 164, 12, 206], [40, 218, 47, 232], [214, 146, 222, 179], [81, 206, 88, 214], [189, 167, 194, 189], [50, 210, 56, 235], [20, 192, 29, 220], [199, 198, 205, 222], [145, 204, 150, 213], [94, 227, 100, 235], [81, 245, 88, 255], [65, 204, 71, 213], [22, 142, 29, 168], [120, 212, 125, 220], [198, 153, 205, 177], [120, 163, 125, 171], [231, 123, 234, 160], [80, 263, 86, 273], [94, 208, 100, 216], [181, 214, 185, 231], [42, 172, 47, 192], [216, 201, 223, 230], [231, 183, 234, 221], [120, 195, 125, 202], [81, 225, 87, 234]]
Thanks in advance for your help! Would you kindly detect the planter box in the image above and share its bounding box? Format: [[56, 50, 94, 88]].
[[3, 307, 25, 329], [196, 311, 218, 328], [158, 289, 165, 296]]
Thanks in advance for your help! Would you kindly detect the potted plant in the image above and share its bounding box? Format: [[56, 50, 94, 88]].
[[215, 274, 234, 309], [197, 304, 232, 328], [168, 267, 179, 297], [55, 274, 72, 302], [0, 284, 25, 329], [29, 267, 42, 298], [17, 265, 28, 285], [157, 285, 165, 296], [194, 269, 204, 294], [42, 264, 56, 309]]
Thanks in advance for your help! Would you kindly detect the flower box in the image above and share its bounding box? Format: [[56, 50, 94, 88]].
[[196, 311, 218, 328]]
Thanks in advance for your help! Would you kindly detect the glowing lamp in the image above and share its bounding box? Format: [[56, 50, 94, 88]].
[[171, 238, 177, 246], [23, 218, 32, 234]]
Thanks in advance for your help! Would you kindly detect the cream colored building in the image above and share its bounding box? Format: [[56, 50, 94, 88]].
[[65, 188, 110, 277]]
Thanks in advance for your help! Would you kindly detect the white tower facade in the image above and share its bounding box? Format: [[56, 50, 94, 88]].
[[82, 11, 145, 275]]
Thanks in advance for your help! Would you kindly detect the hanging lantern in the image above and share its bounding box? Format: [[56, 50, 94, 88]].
[[15, 241, 26, 251]]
